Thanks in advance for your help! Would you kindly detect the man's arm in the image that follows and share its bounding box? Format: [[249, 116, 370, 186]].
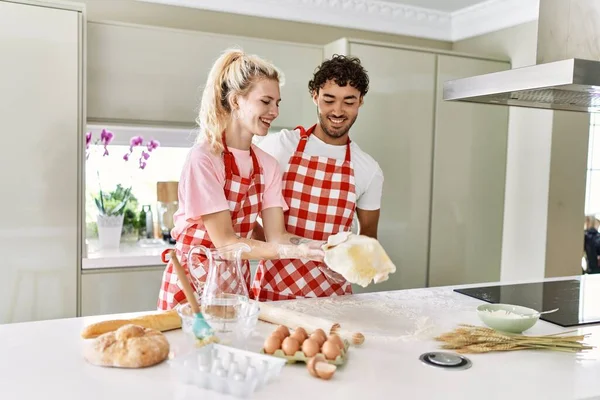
[[355, 161, 384, 239], [356, 208, 380, 239]]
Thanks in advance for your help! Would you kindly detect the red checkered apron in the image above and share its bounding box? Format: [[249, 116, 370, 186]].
[[157, 136, 264, 310], [251, 124, 356, 301]]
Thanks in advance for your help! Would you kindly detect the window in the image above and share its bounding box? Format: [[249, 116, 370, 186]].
[[85, 124, 194, 240], [84, 124, 280, 241]]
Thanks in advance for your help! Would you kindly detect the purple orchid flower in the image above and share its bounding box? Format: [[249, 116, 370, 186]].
[[85, 132, 92, 149], [123, 153, 129, 161], [129, 135, 144, 152], [146, 139, 160, 152], [100, 129, 114, 145]]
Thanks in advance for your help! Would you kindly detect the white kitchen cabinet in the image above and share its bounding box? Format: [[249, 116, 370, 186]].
[[323, 38, 510, 292], [87, 21, 322, 130], [428, 56, 509, 287], [0, 0, 84, 324], [81, 267, 165, 316], [324, 40, 438, 292]]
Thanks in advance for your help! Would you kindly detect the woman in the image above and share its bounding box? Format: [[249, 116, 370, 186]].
[[157, 49, 325, 310]]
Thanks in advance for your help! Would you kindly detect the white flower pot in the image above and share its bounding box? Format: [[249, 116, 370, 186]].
[[97, 214, 124, 249]]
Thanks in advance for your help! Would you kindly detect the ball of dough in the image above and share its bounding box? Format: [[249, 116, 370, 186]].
[[83, 324, 170, 368]]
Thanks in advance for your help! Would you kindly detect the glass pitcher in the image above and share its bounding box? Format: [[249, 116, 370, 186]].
[[187, 243, 253, 340]]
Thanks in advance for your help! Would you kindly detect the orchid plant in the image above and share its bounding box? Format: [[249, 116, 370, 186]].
[[86, 129, 160, 216]]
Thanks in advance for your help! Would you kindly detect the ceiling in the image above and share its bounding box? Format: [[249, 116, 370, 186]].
[[383, 0, 489, 13], [136, 0, 540, 42]]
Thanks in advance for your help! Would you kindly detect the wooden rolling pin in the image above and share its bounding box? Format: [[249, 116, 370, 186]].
[[80, 309, 181, 339], [257, 302, 365, 345]]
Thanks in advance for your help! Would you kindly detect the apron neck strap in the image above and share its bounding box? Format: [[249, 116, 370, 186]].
[[222, 131, 261, 179], [294, 124, 352, 162]]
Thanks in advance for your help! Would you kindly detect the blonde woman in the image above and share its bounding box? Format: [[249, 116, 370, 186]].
[[157, 49, 325, 310]]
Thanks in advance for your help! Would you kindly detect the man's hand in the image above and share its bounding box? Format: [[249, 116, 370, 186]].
[[319, 264, 346, 283]]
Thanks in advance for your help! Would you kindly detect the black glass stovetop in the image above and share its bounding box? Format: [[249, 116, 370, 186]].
[[454, 275, 600, 327]]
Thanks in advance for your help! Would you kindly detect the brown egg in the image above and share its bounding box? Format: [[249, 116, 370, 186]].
[[321, 340, 341, 360], [281, 337, 300, 356], [270, 331, 283, 342], [263, 335, 282, 355], [313, 328, 327, 341], [293, 327, 308, 341], [275, 325, 290, 338], [310, 332, 326, 347], [301, 338, 320, 357], [328, 333, 345, 350], [290, 330, 305, 343]]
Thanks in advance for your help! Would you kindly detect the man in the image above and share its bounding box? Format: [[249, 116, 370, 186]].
[[250, 54, 384, 301]]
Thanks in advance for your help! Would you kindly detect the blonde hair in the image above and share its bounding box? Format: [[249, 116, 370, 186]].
[[585, 214, 600, 230], [196, 48, 284, 153]]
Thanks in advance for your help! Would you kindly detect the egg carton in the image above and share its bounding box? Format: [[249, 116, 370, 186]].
[[260, 339, 350, 365], [170, 343, 286, 398]]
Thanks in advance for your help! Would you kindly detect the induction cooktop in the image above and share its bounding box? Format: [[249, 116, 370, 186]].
[[454, 275, 600, 327]]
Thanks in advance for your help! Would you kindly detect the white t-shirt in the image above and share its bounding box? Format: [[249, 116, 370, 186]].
[[255, 128, 384, 210]]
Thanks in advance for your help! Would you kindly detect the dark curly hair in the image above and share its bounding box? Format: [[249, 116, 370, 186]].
[[308, 54, 369, 97]]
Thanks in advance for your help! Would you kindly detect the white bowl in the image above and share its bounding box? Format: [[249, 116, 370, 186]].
[[476, 303, 539, 333]]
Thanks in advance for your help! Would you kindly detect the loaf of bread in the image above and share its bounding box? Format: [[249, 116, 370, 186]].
[[81, 309, 181, 339], [83, 324, 170, 368]]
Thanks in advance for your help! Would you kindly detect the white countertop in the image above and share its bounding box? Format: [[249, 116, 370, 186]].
[[83, 239, 173, 269], [2, 278, 599, 400]]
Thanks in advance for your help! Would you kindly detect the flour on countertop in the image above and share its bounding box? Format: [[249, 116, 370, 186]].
[[269, 287, 478, 343]]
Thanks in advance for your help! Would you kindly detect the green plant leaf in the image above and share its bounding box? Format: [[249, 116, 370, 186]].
[[94, 197, 105, 214]]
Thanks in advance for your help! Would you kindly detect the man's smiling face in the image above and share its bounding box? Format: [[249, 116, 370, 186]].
[[313, 80, 363, 140]]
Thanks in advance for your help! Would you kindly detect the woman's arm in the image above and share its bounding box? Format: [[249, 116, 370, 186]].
[[260, 207, 326, 256], [201, 207, 323, 261]]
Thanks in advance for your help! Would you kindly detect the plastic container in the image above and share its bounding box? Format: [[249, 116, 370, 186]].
[[170, 343, 286, 398], [176, 300, 260, 348]]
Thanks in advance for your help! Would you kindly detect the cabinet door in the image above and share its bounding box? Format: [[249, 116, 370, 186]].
[[0, 1, 81, 323], [81, 268, 165, 316], [428, 56, 509, 287], [87, 22, 322, 129], [344, 43, 437, 292]]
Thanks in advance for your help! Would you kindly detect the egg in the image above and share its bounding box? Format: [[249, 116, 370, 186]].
[[263, 335, 282, 355], [293, 327, 308, 341], [281, 337, 300, 356], [270, 330, 285, 341], [310, 332, 326, 347], [313, 328, 327, 340], [328, 333, 345, 350], [301, 338, 320, 357], [321, 340, 341, 360], [290, 330, 305, 343], [275, 325, 290, 338]]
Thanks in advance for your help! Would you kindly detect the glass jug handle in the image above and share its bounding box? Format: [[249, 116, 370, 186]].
[[187, 245, 211, 298]]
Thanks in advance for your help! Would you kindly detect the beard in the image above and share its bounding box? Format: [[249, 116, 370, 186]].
[[317, 111, 357, 139]]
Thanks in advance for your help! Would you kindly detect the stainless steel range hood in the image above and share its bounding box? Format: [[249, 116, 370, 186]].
[[443, 0, 600, 113]]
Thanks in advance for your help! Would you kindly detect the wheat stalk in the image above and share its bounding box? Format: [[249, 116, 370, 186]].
[[434, 325, 594, 354]]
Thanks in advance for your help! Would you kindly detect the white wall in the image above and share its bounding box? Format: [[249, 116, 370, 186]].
[[454, 22, 548, 281], [453, 21, 587, 282]]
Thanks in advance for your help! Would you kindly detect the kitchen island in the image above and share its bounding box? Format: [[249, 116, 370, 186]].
[[2, 277, 599, 400]]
